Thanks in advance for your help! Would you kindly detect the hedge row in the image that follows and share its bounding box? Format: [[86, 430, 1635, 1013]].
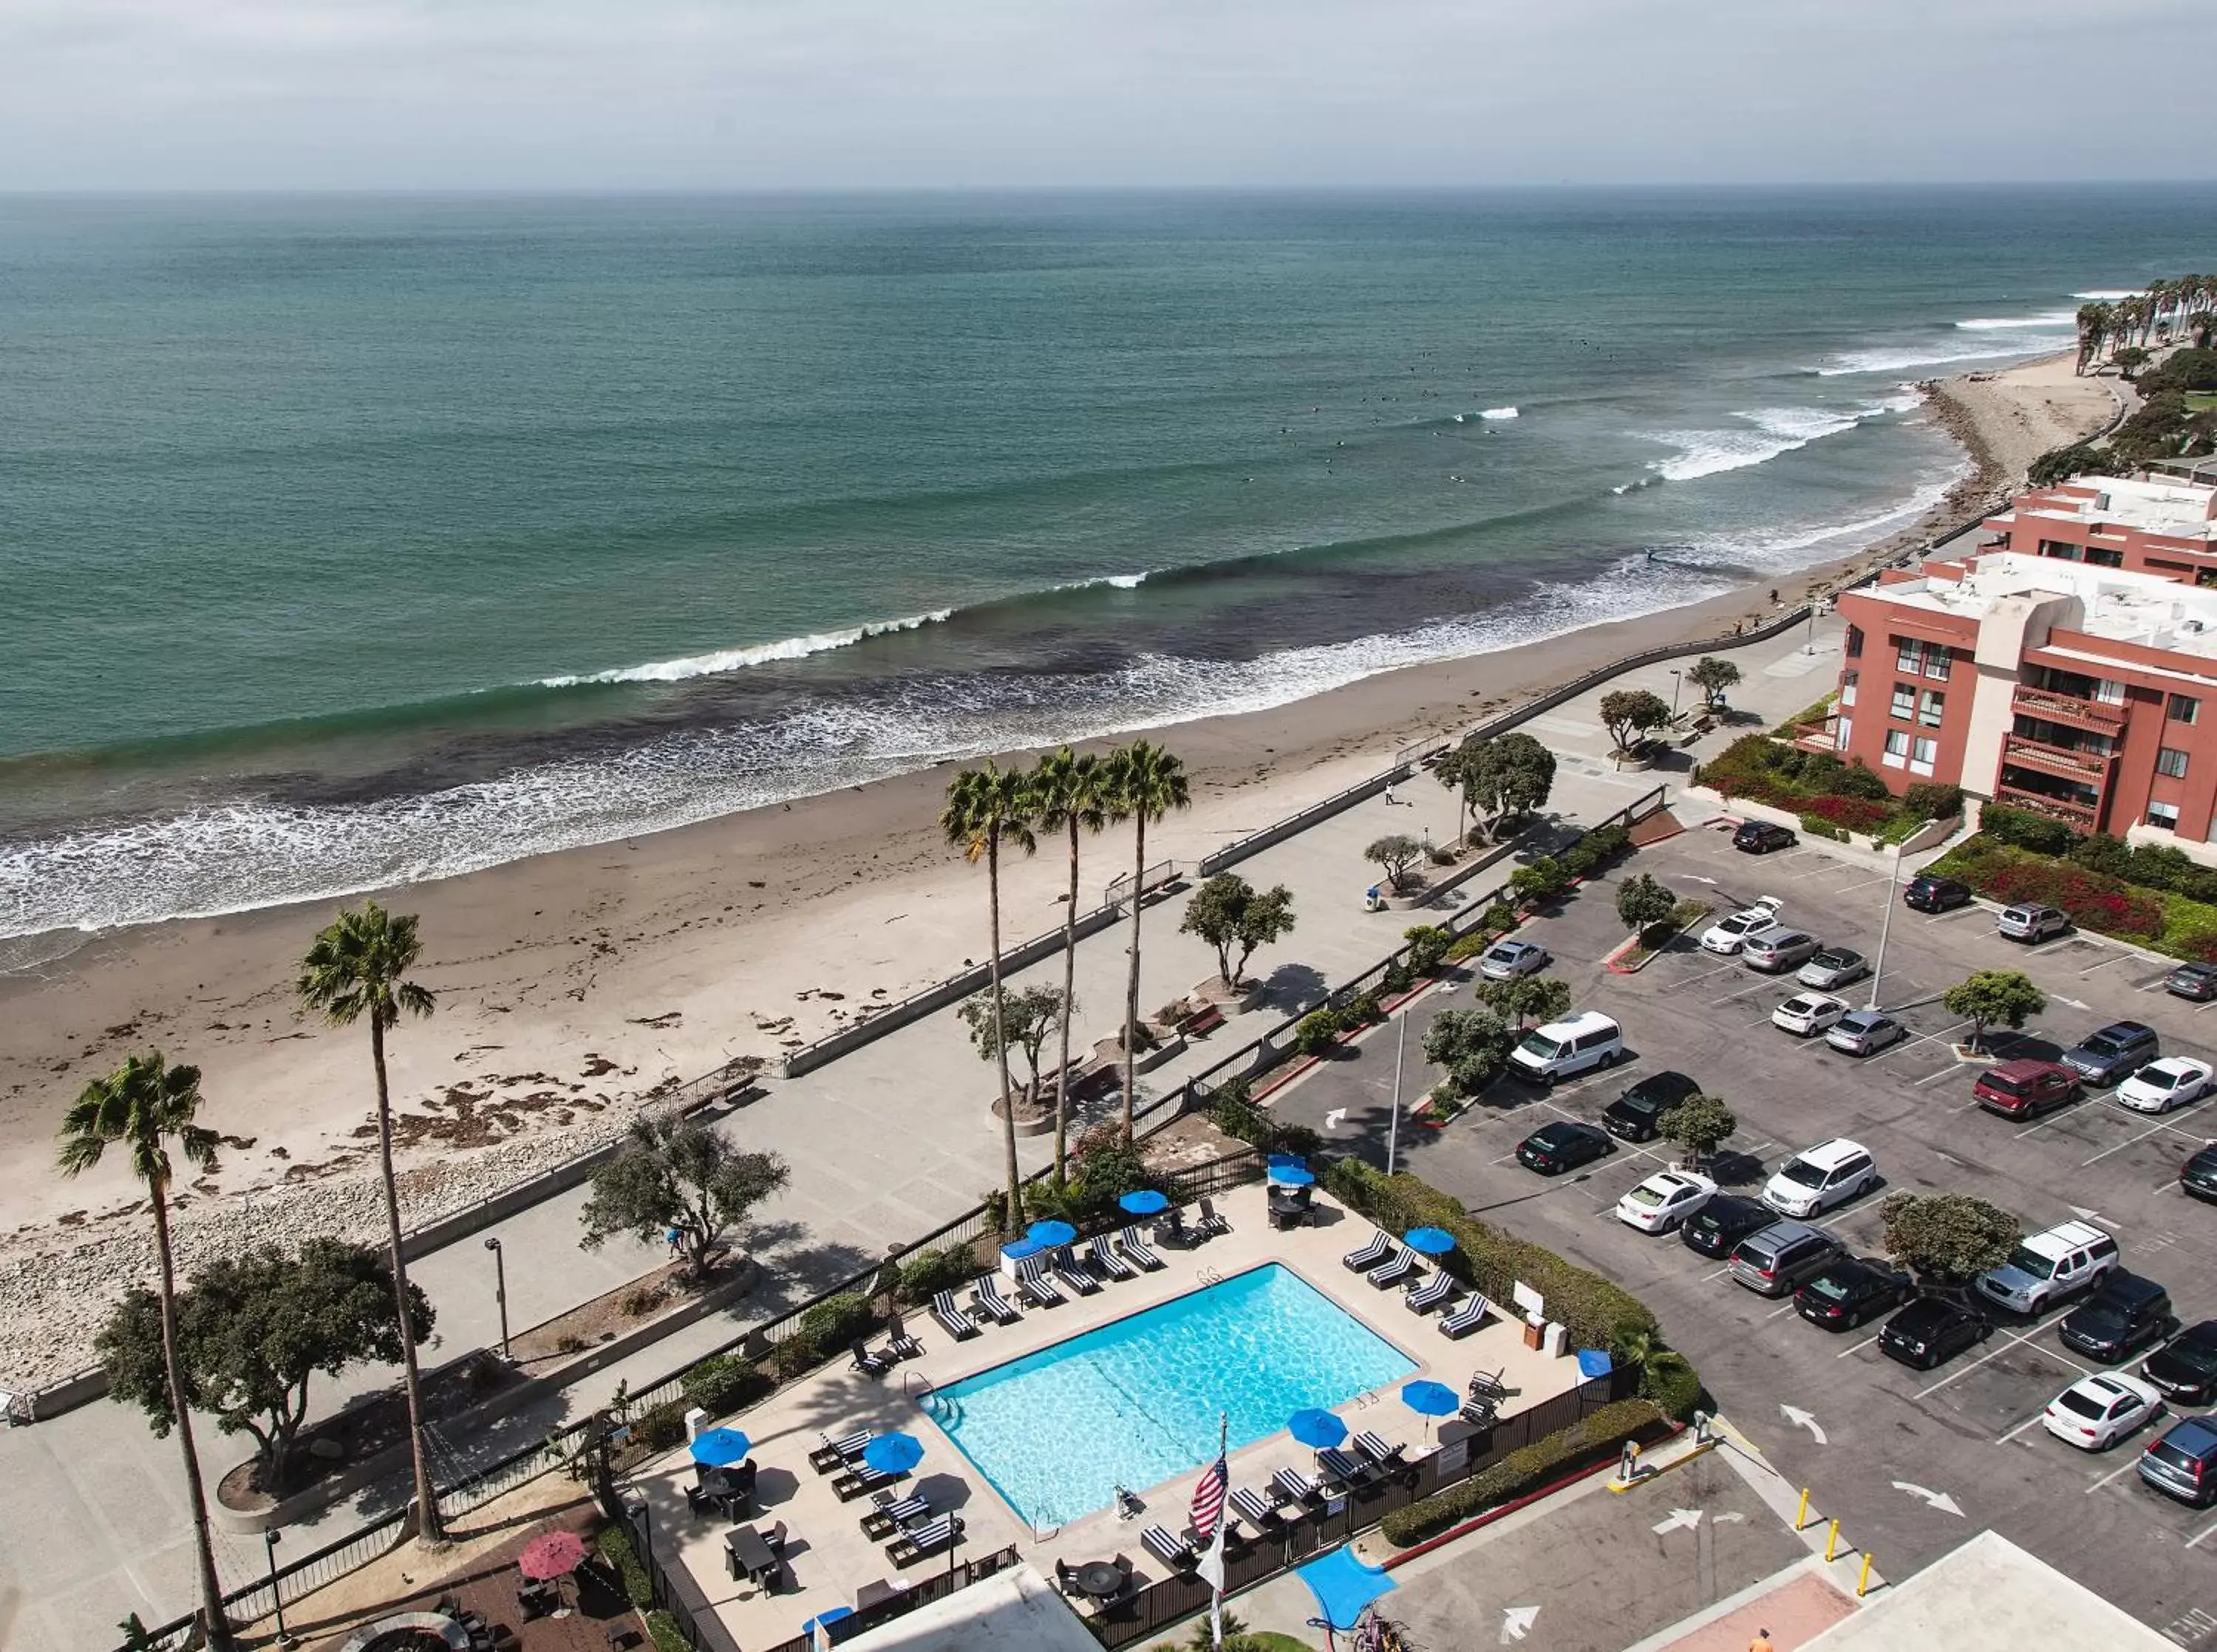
[[1376, 1397, 1664, 1546], [645, 1614, 691, 1652], [1932, 837, 2191, 950], [1324, 1161, 1657, 1354], [1982, 803, 2217, 906], [596, 1523, 655, 1609]]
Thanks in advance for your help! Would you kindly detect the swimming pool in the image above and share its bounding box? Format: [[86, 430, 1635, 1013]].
[[927, 1263, 1416, 1528]]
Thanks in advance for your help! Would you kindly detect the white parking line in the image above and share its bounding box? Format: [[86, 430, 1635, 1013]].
[[2188, 1515, 2217, 1549], [1766, 1301, 1802, 1319], [2079, 954, 2131, 977], [2084, 1117, 2195, 1167], [1914, 1324, 2090, 1399], [1997, 1408, 2050, 1444], [2085, 1455, 2147, 1495], [1837, 1331, 1884, 1359]]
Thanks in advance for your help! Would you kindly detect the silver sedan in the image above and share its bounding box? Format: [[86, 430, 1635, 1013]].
[[1479, 940, 1550, 981], [1825, 1009, 1907, 1057], [1798, 947, 1870, 991]]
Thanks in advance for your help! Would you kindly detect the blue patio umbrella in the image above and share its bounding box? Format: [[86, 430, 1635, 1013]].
[[800, 1605, 853, 1640], [1268, 1163, 1316, 1187], [1403, 1226, 1456, 1257], [1400, 1380, 1458, 1440], [689, 1427, 752, 1467], [862, 1431, 924, 1476], [1119, 1189, 1170, 1215], [1297, 1544, 1397, 1633], [1287, 1407, 1348, 1449], [1267, 1152, 1306, 1167], [1027, 1219, 1077, 1248]]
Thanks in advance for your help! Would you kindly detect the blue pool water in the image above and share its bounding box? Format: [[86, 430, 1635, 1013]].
[[928, 1264, 1417, 1528]]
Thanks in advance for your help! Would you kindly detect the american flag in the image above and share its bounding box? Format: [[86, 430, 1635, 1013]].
[[1191, 1450, 1228, 1543]]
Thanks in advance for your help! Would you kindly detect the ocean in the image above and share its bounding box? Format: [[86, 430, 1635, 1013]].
[[4, 185, 2213, 940]]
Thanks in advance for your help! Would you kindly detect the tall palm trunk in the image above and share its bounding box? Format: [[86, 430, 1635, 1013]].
[[987, 832, 1021, 1226], [151, 1183, 235, 1651], [371, 1017, 443, 1540], [1054, 817, 1081, 1185], [1121, 810, 1147, 1141]]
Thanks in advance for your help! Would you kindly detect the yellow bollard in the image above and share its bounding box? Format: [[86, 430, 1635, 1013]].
[[1858, 1552, 1874, 1598], [1825, 1518, 1842, 1563], [1796, 1487, 1811, 1531]]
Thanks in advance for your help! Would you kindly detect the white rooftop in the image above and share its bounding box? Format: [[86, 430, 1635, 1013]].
[[1862, 551, 2217, 663], [839, 1563, 1103, 1652], [2003, 473, 2217, 542], [1801, 1531, 2173, 1651]]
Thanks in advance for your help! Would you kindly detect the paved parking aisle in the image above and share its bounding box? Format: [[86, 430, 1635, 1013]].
[[1267, 822, 2217, 1639]]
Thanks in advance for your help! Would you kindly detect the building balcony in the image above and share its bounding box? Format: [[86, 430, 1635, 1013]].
[[1994, 784, 2099, 828], [2003, 733, 2114, 784], [1793, 717, 1841, 755], [2012, 683, 2125, 731]]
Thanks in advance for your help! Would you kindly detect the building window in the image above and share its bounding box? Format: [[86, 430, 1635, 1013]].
[[2097, 678, 2126, 705], [1911, 737, 1938, 777], [1919, 689, 1946, 727], [1895, 637, 1919, 674], [1924, 647, 1951, 681], [1839, 671, 1858, 708], [1845, 626, 1863, 658], [1882, 729, 1910, 768], [2170, 693, 2200, 724], [1835, 716, 1852, 751], [2149, 801, 2181, 832], [2086, 546, 2123, 568], [2159, 747, 2190, 779], [1890, 683, 1915, 721], [2038, 538, 2079, 560]]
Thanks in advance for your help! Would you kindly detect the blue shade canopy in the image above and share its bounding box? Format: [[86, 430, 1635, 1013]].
[[688, 1427, 751, 1466], [1026, 1219, 1077, 1247], [1118, 1189, 1170, 1215], [1402, 1226, 1456, 1255], [800, 1606, 854, 1636], [1267, 1153, 1307, 1167], [1400, 1380, 1458, 1418], [1577, 1348, 1615, 1379], [1298, 1544, 1398, 1631], [1287, 1407, 1348, 1448], [862, 1431, 924, 1475], [1000, 1235, 1046, 1260], [1268, 1164, 1316, 1187]]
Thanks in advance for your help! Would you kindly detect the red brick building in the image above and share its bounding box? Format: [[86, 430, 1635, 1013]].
[[1802, 474, 2217, 849]]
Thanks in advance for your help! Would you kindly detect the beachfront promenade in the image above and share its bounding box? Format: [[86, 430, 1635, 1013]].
[[0, 612, 1850, 1652]]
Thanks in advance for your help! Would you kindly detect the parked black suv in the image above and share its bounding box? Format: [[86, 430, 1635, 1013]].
[[2182, 1143, 2217, 1204], [1903, 874, 1972, 913], [2059, 1272, 2174, 1362], [1733, 820, 1797, 854], [2144, 1321, 2217, 1405], [1795, 1259, 1914, 1331], [1602, 1070, 1703, 1143], [1678, 1195, 1778, 1259], [2063, 1021, 2160, 1088], [1879, 1297, 1991, 1370]]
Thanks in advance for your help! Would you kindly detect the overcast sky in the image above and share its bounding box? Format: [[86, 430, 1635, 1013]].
[[3, 0, 2210, 191]]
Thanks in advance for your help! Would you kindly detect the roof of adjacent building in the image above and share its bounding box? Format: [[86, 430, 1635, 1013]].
[[838, 1563, 1105, 1652], [1994, 474, 2217, 544], [1851, 550, 2217, 665], [1800, 1531, 2174, 1651]]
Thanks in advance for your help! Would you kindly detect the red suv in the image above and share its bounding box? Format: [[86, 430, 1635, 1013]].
[[1974, 1059, 2079, 1119]]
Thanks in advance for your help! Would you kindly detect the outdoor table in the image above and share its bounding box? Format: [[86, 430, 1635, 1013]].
[[1074, 1561, 1126, 1600], [337, 1610, 471, 1651], [726, 1524, 778, 1586]]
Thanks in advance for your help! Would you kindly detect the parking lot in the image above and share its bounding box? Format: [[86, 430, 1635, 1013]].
[[1270, 817, 2217, 1643]]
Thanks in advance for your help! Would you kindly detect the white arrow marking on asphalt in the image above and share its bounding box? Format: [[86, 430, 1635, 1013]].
[[1324, 1109, 1347, 1131], [1781, 1404, 1828, 1445], [1714, 1512, 1747, 1523], [1892, 1481, 1964, 1515], [2068, 1205, 2107, 1223], [1652, 1508, 1703, 1535], [1500, 1606, 1540, 1643], [1683, 874, 1719, 884], [2057, 996, 2091, 1010]]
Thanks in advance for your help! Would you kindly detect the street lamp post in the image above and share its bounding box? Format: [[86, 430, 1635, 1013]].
[[1668, 669, 1683, 715], [1386, 1010, 1406, 1177], [485, 1236, 510, 1359], [265, 1527, 295, 1649], [1867, 841, 1904, 1011]]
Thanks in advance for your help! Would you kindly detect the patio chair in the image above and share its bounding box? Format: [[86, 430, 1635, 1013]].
[[1341, 1231, 1392, 1272], [1461, 1394, 1499, 1428], [1271, 1466, 1324, 1506], [886, 1513, 964, 1568], [1439, 1294, 1492, 1338], [1316, 1447, 1372, 1488], [1197, 1197, 1232, 1237], [1468, 1366, 1506, 1400], [1355, 1430, 1408, 1470], [1117, 1225, 1164, 1270], [1229, 1485, 1282, 1533], [1086, 1235, 1134, 1281], [885, 1313, 924, 1360], [1051, 1246, 1102, 1296], [1141, 1524, 1198, 1570], [685, 1482, 723, 1517], [1405, 1271, 1459, 1314], [850, 1339, 893, 1379], [930, 1289, 981, 1339], [604, 1625, 639, 1651], [971, 1277, 1023, 1325], [834, 1463, 898, 1502], [1366, 1249, 1418, 1290], [860, 1492, 931, 1540], [1015, 1258, 1066, 1308], [809, 1430, 871, 1473]]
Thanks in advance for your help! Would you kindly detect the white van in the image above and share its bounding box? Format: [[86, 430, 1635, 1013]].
[[1508, 1011, 1625, 1087]]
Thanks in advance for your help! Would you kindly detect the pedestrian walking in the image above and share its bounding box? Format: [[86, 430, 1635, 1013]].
[[1748, 1628, 1772, 1652], [666, 1224, 684, 1260]]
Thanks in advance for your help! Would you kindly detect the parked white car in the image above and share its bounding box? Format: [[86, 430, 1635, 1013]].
[[1772, 993, 1848, 1038], [2043, 1373, 2164, 1451], [2116, 1057, 2216, 1115], [1700, 898, 1784, 955], [1614, 1170, 1718, 1235]]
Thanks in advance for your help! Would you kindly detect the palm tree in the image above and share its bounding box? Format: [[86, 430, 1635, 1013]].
[[296, 901, 445, 1542], [941, 762, 1039, 1226], [1032, 746, 1118, 1187], [59, 1055, 236, 1652], [2074, 301, 2111, 376], [1105, 740, 1191, 1140]]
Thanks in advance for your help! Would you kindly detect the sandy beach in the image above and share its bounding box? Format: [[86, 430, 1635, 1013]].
[[0, 349, 2118, 1383]]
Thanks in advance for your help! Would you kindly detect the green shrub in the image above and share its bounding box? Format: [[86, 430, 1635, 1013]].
[[645, 1610, 692, 1651], [680, 1354, 772, 1418], [1210, 1089, 1271, 1147], [1509, 857, 1570, 904], [1380, 960, 1413, 995], [1903, 782, 1963, 821], [632, 1402, 688, 1453], [1445, 928, 1493, 963], [1294, 1010, 1343, 1058], [774, 1291, 876, 1376], [1377, 1399, 1664, 1546], [1667, 898, 1711, 930], [1978, 802, 2079, 855], [1403, 924, 1451, 977], [1832, 760, 1890, 801], [896, 1246, 978, 1305], [1641, 1356, 1705, 1422], [1799, 813, 1848, 842], [596, 1524, 655, 1608]]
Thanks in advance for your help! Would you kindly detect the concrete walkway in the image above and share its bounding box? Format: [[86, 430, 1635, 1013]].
[[0, 611, 1856, 1652]]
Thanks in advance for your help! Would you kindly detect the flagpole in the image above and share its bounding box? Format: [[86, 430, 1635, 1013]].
[[1210, 1413, 1227, 1652]]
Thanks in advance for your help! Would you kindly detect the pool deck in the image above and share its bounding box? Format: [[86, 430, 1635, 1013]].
[[641, 1181, 1592, 1648]]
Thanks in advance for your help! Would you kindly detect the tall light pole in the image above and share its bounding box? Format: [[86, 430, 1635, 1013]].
[[1867, 842, 1904, 1011], [484, 1236, 511, 1359], [1386, 1011, 1406, 1177], [264, 1528, 294, 1650], [1668, 669, 1683, 716]]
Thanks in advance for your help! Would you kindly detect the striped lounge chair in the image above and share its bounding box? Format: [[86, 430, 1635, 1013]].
[[1051, 1246, 1102, 1296], [1015, 1258, 1066, 1308], [1341, 1231, 1391, 1272], [970, 1277, 1022, 1325], [1142, 1524, 1198, 1570], [808, 1430, 870, 1474], [850, 1338, 892, 1379], [1440, 1294, 1492, 1338], [884, 1314, 923, 1360], [887, 1513, 964, 1568], [1230, 1485, 1283, 1533], [1272, 1466, 1324, 1506], [1355, 1430, 1408, 1470], [1316, 1447, 1372, 1488], [930, 1290, 980, 1340], [1087, 1235, 1134, 1281], [1367, 1249, 1419, 1290], [859, 1493, 930, 1540], [1197, 1197, 1232, 1236], [1405, 1271, 1459, 1314], [1118, 1226, 1164, 1271], [832, 1463, 897, 1502]]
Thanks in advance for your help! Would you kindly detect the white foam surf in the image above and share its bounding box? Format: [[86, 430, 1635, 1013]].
[[1639, 397, 1909, 483], [2075, 289, 2143, 301], [1052, 572, 1149, 593], [1955, 311, 2077, 331], [1480, 406, 1519, 420], [537, 610, 953, 687]]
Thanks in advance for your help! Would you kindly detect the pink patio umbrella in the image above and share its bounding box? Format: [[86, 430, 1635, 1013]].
[[518, 1529, 588, 1582]]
